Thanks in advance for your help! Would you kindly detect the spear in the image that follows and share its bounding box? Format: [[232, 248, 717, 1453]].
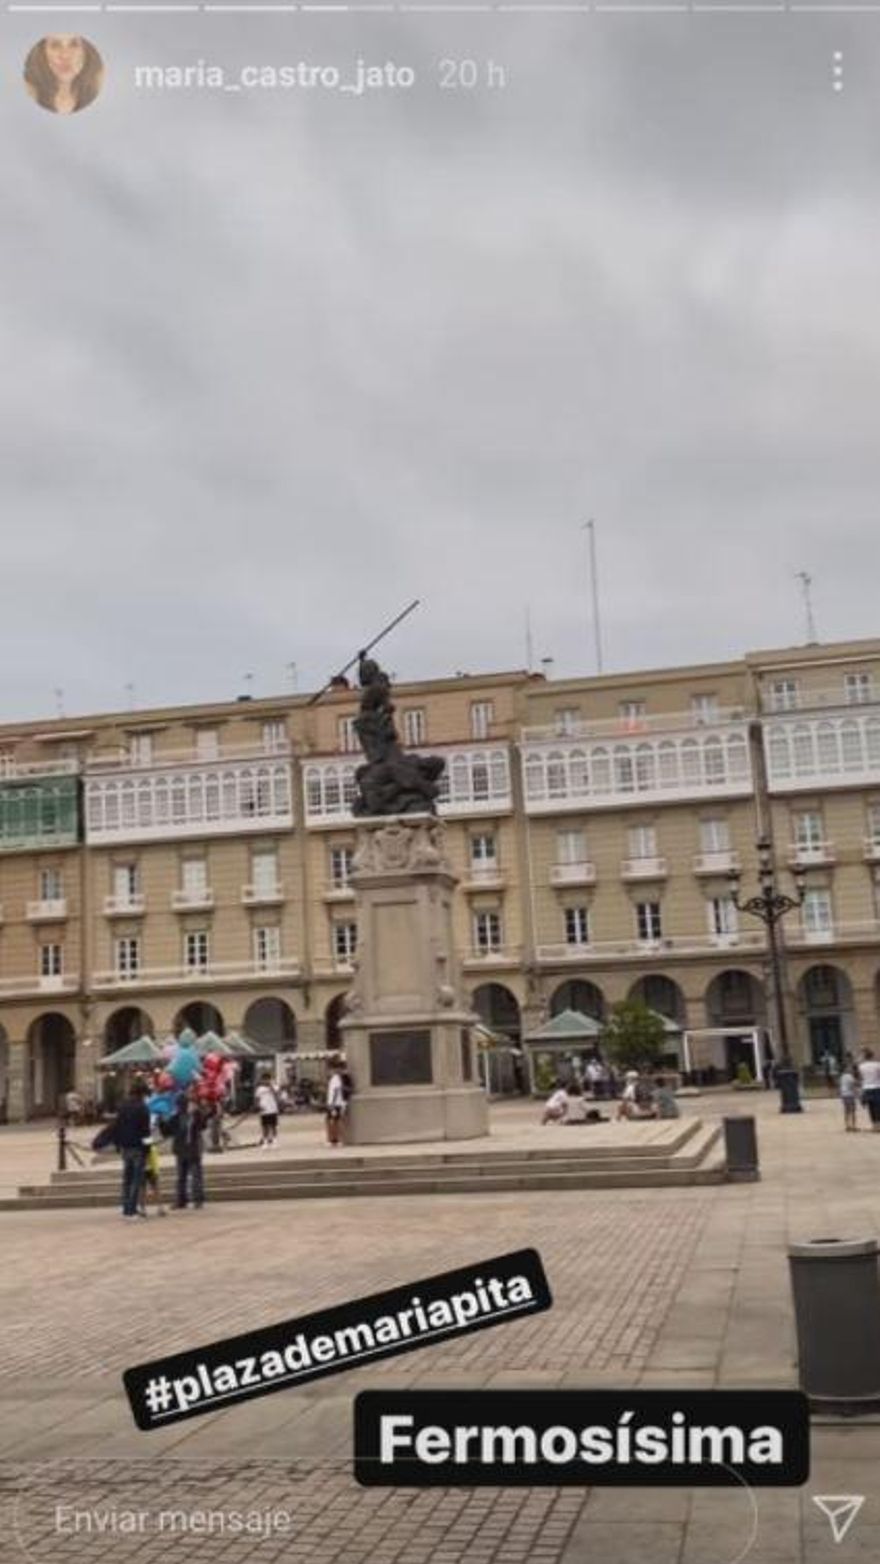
[[306, 599, 421, 706]]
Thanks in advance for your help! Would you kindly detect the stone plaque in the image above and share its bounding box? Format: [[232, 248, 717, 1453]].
[[460, 1029, 473, 1082], [369, 1030, 433, 1087]]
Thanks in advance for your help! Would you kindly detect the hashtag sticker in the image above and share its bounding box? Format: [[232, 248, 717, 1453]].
[[123, 1249, 552, 1431]]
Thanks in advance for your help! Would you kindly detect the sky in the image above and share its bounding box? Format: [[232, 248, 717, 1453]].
[[2, 7, 879, 720]]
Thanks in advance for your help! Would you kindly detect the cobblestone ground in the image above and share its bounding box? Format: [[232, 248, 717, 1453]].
[[2, 1095, 880, 1562]]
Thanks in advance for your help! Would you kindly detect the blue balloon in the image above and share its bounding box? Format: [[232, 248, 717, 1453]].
[[146, 1090, 178, 1119], [167, 1042, 201, 1086]]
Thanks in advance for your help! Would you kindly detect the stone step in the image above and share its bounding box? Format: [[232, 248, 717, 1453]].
[[3, 1126, 724, 1209], [47, 1119, 703, 1185]]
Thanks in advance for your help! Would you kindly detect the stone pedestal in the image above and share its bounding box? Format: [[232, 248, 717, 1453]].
[[340, 815, 489, 1144]]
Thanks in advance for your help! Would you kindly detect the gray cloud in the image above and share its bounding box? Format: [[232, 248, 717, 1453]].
[[1, 11, 878, 720]]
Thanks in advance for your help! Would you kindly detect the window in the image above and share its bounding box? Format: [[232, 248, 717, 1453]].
[[195, 727, 219, 760], [470, 833, 497, 867], [691, 693, 719, 722], [868, 804, 880, 846], [700, 818, 730, 853], [402, 708, 426, 746], [565, 906, 589, 945], [254, 926, 281, 970], [619, 700, 646, 725], [636, 902, 662, 941], [628, 824, 657, 859], [128, 733, 153, 766], [708, 896, 738, 937], [262, 720, 287, 753], [845, 672, 873, 705], [39, 867, 62, 901], [338, 716, 359, 753], [470, 701, 494, 740], [768, 680, 799, 712], [115, 936, 140, 978], [556, 828, 586, 865], [803, 889, 833, 935], [252, 849, 278, 894], [330, 845, 354, 889], [333, 921, 358, 961], [473, 910, 502, 952], [794, 811, 823, 849], [113, 863, 139, 903], [554, 708, 579, 736], [184, 930, 209, 970], [40, 943, 63, 977], [182, 858, 208, 895]]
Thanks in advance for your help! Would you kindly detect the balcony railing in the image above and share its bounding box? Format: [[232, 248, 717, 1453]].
[[786, 919, 880, 946], [312, 956, 357, 977], [86, 740, 292, 771], [521, 707, 749, 743], [462, 944, 522, 968], [620, 857, 668, 880], [241, 883, 285, 906], [760, 684, 878, 714], [788, 842, 836, 867], [692, 849, 740, 876], [461, 864, 506, 890], [171, 888, 215, 911], [550, 862, 597, 886], [0, 973, 80, 996], [0, 756, 79, 778], [104, 894, 146, 916], [322, 882, 355, 901], [91, 957, 302, 991], [26, 898, 68, 921], [535, 931, 766, 963]]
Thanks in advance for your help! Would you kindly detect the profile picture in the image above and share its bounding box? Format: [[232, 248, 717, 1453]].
[[23, 35, 104, 114]]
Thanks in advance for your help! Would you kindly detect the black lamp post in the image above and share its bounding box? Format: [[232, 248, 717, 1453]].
[[727, 836, 807, 1113]]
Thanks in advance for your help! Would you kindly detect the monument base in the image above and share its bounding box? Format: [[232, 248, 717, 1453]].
[[347, 1086, 488, 1145]]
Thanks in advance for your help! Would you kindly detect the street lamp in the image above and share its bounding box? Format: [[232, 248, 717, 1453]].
[[727, 836, 807, 1112]]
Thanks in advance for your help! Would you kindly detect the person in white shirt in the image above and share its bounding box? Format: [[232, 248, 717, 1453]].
[[325, 1054, 348, 1147], [857, 1049, 880, 1130], [542, 1084, 569, 1124], [255, 1074, 280, 1147], [563, 1081, 588, 1124], [839, 1064, 858, 1132]]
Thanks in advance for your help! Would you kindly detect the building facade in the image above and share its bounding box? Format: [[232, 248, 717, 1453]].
[[1, 637, 879, 1120]]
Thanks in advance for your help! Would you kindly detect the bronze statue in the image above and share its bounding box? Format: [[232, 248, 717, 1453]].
[[353, 652, 445, 816]]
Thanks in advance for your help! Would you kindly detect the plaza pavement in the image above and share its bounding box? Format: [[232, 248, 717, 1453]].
[[1, 1090, 879, 1563]]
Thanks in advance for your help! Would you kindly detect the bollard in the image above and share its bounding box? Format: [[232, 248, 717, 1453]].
[[723, 1115, 759, 1181], [57, 1122, 67, 1172], [788, 1237, 880, 1411], [776, 1067, 803, 1114]]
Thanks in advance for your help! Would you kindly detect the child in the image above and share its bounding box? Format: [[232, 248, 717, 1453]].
[[255, 1073, 280, 1148], [138, 1114, 168, 1217], [840, 1062, 858, 1131]]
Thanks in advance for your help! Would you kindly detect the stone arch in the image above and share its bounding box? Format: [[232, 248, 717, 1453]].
[[627, 974, 686, 1026], [550, 980, 605, 1022], [26, 1012, 77, 1117], [704, 970, 766, 1029], [797, 964, 855, 1063], [242, 997, 297, 1051], [173, 1001, 226, 1037], [103, 1006, 155, 1054], [325, 993, 348, 1049], [471, 982, 521, 1042]]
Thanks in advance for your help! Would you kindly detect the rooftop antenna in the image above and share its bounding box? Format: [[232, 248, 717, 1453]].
[[53, 687, 65, 718], [582, 519, 604, 675], [286, 662, 298, 693], [525, 607, 535, 673], [124, 682, 135, 710], [796, 571, 818, 644], [540, 656, 555, 680], [242, 672, 254, 698]]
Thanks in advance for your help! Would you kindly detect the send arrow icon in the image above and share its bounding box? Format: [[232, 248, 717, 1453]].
[[812, 1495, 865, 1543]]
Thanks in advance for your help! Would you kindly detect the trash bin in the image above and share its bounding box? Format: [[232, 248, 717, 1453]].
[[776, 1067, 803, 1113], [788, 1237, 880, 1410], [723, 1116, 759, 1181]]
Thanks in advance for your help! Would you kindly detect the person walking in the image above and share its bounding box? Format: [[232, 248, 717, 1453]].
[[111, 1081, 151, 1220], [857, 1049, 880, 1132], [171, 1088, 207, 1208], [326, 1055, 347, 1147], [839, 1060, 859, 1132], [255, 1073, 280, 1149]]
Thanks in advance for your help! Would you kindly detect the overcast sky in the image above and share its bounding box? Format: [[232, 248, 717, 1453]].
[[2, 9, 878, 720]]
